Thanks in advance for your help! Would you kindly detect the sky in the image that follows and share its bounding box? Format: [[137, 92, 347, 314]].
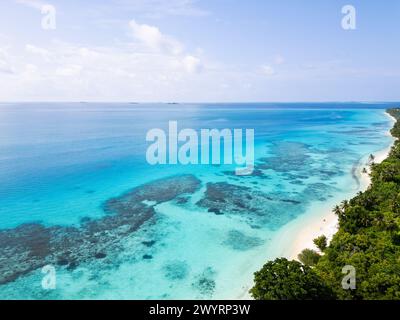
[[0, 0, 399, 102]]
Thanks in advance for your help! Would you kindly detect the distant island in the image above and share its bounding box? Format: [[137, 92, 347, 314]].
[[251, 108, 400, 300]]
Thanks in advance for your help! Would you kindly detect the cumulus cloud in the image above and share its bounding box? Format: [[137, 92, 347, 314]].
[[25, 44, 51, 61], [0, 33, 204, 101], [182, 55, 202, 73], [129, 20, 183, 55], [0, 16, 208, 101], [129, 20, 202, 74]]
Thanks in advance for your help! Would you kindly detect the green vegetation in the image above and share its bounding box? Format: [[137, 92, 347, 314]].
[[298, 249, 321, 266], [313, 235, 328, 252], [251, 109, 400, 300], [250, 258, 335, 300]]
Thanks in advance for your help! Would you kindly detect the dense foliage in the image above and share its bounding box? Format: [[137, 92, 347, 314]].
[[250, 258, 335, 300], [252, 109, 400, 300], [313, 235, 328, 252], [298, 249, 321, 267]]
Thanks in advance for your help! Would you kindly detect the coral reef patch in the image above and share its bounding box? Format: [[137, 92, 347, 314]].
[[222, 230, 264, 251], [0, 175, 201, 285], [196, 182, 304, 229]]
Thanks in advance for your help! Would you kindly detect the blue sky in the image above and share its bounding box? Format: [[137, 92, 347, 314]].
[[0, 0, 399, 102]]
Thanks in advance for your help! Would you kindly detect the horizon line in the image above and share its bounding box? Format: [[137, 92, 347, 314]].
[[1, 101, 400, 104]]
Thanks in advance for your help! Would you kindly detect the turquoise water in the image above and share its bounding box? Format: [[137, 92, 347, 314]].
[[0, 102, 396, 299]]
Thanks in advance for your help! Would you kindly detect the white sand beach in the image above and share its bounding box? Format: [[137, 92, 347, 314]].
[[236, 143, 396, 300], [286, 113, 397, 260], [238, 113, 397, 300]]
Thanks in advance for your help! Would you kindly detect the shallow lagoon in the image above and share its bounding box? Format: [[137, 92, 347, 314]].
[[0, 103, 396, 299]]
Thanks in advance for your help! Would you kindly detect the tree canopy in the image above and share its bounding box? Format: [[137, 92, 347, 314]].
[[250, 258, 335, 300], [313, 235, 328, 252], [298, 249, 321, 266]]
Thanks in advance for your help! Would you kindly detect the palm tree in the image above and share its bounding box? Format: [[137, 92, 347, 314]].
[[333, 205, 342, 216], [368, 154, 375, 163], [340, 200, 349, 210]]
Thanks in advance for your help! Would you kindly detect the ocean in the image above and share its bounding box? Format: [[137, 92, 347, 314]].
[[0, 102, 397, 299]]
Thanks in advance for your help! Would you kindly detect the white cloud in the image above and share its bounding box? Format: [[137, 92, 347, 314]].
[[25, 44, 51, 60], [182, 55, 202, 73], [0, 29, 206, 101], [0, 48, 15, 74], [128, 20, 202, 75], [261, 65, 276, 76], [259, 55, 284, 77], [56, 65, 83, 77], [129, 20, 183, 55], [0, 59, 14, 74]]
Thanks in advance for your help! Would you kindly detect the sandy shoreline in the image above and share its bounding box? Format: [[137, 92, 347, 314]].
[[287, 113, 397, 260], [237, 112, 397, 300]]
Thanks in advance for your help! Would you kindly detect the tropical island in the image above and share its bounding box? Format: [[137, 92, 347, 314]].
[[251, 109, 400, 300]]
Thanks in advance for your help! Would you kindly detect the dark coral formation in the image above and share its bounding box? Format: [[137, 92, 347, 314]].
[[258, 141, 312, 173], [0, 175, 201, 285], [223, 230, 264, 251], [196, 182, 304, 228], [163, 260, 190, 281], [194, 142, 340, 231], [302, 183, 334, 202], [192, 267, 216, 296]]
